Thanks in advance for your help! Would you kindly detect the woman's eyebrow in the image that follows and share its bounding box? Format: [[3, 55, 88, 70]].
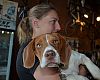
[[51, 17, 59, 20]]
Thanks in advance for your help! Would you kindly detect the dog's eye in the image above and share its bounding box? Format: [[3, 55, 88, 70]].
[[36, 44, 41, 48], [53, 40, 59, 44]]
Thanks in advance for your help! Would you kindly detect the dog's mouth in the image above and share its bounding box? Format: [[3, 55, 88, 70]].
[[46, 62, 65, 68], [40, 59, 66, 69], [46, 62, 59, 67]]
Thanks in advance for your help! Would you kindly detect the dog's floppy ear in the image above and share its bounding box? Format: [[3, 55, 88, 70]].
[[64, 41, 72, 68], [58, 33, 71, 69], [23, 39, 35, 68]]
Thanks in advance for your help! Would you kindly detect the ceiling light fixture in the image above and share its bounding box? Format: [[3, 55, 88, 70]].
[[84, 14, 88, 18], [96, 16, 100, 21]]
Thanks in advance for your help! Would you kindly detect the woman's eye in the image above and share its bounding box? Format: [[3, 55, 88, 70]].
[[50, 20, 56, 25], [36, 44, 41, 48]]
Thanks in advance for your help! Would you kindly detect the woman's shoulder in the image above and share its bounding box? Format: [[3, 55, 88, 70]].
[[16, 39, 32, 67], [16, 39, 39, 74], [20, 39, 32, 50]]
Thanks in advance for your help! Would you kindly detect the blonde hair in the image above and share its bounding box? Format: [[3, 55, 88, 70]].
[[17, 3, 56, 45]]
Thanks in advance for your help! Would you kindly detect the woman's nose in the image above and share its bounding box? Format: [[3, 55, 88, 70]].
[[56, 22, 61, 31]]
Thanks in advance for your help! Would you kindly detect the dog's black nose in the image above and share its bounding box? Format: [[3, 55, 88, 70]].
[[45, 50, 56, 60]]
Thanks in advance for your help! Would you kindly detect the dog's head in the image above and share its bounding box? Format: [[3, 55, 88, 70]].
[[23, 33, 71, 69]]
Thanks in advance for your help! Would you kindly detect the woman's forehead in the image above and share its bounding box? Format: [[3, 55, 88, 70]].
[[41, 10, 59, 20]]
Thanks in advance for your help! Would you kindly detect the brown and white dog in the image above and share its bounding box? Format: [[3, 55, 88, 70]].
[[22, 32, 100, 80], [22, 33, 71, 80]]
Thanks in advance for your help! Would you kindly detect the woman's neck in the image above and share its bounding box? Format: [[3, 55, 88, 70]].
[[37, 66, 60, 75], [32, 30, 43, 39], [34, 66, 61, 80]]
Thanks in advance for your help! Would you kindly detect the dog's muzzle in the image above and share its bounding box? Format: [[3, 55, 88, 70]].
[[40, 45, 60, 68], [45, 50, 56, 60]]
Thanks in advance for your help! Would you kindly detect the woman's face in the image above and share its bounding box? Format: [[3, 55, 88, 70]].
[[33, 10, 61, 37]]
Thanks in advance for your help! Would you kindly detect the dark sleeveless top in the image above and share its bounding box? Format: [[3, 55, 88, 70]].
[[16, 40, 39, 80]]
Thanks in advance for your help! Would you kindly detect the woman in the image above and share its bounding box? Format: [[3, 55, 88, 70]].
[[16, 2, 100, 80], [16, 2, 61, 80]]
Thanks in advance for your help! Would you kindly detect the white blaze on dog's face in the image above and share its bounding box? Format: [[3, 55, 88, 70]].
[[34, 33, 67, 68]]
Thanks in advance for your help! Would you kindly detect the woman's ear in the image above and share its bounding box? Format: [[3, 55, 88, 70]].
[[23, 39, 35, 68], [32, 18, 40, 28]]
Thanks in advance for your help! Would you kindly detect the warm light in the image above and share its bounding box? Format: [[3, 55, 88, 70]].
[[80, 22, 85, 26], [96, 16, 100, 21], [84, 14, 88, 18], [76, 19, 80, 23], [7, 32, 9, 34]]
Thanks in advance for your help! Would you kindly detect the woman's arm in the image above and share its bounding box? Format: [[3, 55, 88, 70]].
[[16, 41, 36, 80], [16, 66, 35, 80]]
